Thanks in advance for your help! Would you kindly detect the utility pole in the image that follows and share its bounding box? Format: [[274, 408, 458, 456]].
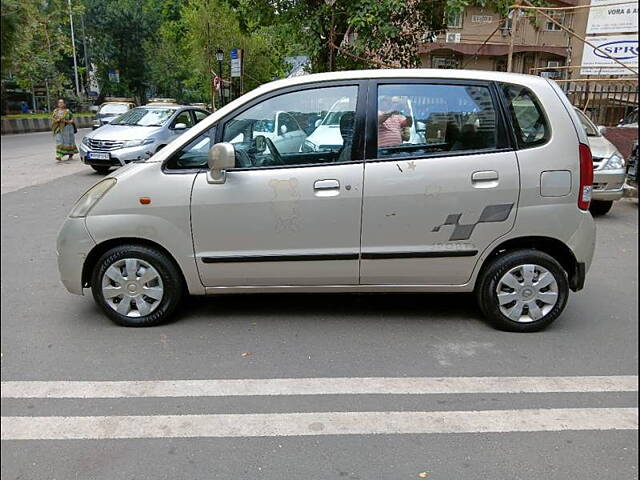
[[67, 0, 81, 98], [80, 13, 90, 94], [507, 1, 521, 73]]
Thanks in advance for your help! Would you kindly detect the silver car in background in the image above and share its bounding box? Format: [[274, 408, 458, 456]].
[[81, 104, 210, 173], [574, 108, 626, 215]]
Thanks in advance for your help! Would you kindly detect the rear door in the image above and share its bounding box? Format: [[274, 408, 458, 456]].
[[360, 80, 520, 285]]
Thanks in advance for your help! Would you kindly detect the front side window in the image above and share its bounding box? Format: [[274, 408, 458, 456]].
[[376, 84, 499, 159], [194, 110, 209, 123], [166, 127, 216, 169], [222, 85, 358, 169], [173, 111, 194, 128], [501, 83, 550, 148]]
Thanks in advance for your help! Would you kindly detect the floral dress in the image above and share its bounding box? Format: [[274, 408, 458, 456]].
[[52, 108, 78, 158]]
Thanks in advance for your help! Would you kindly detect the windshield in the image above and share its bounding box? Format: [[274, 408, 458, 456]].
[[99, 104, 129, 115], [575, 109, 599, 137], [110, 107, 174, 126]]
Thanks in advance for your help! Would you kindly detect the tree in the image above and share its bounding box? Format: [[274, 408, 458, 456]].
[[233, 0, 543, 71], [83, 0, 161, 100], [5, 0, 83, 108]]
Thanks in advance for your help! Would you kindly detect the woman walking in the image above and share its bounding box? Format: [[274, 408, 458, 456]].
[[52, 98, 78, 162]]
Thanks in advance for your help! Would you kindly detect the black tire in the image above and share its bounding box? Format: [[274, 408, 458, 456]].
[[91, 245, 183, 327], [91, 165, 111, 174], [589, 200, 613, 216], [476, 250, 569, 332]]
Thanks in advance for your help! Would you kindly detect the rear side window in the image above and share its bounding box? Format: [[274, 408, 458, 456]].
[[376, 84, 500, 160], [501, 84, 550, 149]]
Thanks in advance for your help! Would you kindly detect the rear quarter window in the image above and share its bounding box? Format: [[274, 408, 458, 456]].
[[501, 83, 550, 149]]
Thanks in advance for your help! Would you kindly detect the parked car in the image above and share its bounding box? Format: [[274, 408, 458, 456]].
[[58, 70, 596, 332], [574, 108, 626, 216], [627, 140, 638, 188], [228, 110, 307, 153], [93, 99, 136, 129], [80, 104, 210, 173]]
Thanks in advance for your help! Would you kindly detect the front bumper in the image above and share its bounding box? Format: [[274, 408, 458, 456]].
[[592, 168, 626, 201], [80, 143, 155, 167], [56, 217, 96, 295]]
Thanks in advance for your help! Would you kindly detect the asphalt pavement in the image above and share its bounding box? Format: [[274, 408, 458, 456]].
[[1, 130, 637, 479]]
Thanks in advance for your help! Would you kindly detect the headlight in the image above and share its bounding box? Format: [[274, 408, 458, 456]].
[[82, 136, 90, 146], [124, 138, 154, 148], [69, 178, 116, 218], [603, 153, 625, 170], [301, 139, 317, 152]]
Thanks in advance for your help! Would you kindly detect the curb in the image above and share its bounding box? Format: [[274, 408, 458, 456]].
[[1, 116, 94, 135]]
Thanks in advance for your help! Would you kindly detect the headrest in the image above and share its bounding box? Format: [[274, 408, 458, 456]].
[[340, 111, 355, 139]]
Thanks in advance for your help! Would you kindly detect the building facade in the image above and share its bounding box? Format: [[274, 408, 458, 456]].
[[419, 0, 590, 79]]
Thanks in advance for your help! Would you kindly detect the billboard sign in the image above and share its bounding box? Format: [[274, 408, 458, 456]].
[[586, 0, 638, 34], [580, 34, 639, 75]]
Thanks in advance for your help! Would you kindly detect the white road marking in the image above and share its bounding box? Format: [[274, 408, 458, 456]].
[[2, 408, 637, 440], [1, 376, 637, 399]]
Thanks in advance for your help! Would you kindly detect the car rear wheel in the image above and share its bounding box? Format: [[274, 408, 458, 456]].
[[476, 250, 569, 332], [91, 245, 183, 327], [91, 165, 111, 174], [589, 200, 613, 216]]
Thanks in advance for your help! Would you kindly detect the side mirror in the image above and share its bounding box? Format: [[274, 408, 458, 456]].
[[174, 123, 187, 130], [207, 142, 235, 184], [280, 124, 288, 135], [314, 119, 322, 128], [598, 125, 607, 135]]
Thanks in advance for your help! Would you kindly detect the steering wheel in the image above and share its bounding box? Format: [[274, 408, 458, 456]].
[[264, 137, 285, 166]]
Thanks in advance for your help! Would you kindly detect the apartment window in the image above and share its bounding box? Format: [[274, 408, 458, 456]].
[[447, 11, 464, 28], [544, 12, 565, 31]]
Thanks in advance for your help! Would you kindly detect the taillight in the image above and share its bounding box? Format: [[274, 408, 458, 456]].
[[578, 143, 594, 211]]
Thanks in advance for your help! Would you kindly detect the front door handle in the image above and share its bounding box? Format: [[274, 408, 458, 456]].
[[314, 179, 340, 197], [472, 170, 499, 188]]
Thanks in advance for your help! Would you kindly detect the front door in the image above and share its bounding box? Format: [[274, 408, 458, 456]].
[[360, 81, 520, 285], [190, 83, 366, 286]]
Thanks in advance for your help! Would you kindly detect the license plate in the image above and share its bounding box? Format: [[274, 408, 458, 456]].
[[88, 152, 110, 160]]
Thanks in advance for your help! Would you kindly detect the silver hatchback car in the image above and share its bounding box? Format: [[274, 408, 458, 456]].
[[80, 104, 210, 173], [58, 70, 596, 332]]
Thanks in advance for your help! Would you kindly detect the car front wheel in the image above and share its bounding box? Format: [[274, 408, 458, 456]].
[[476, 250, 569, 332], [91, 245, 183, 327]]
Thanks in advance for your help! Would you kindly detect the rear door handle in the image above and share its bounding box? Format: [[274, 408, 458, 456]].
[[314, 179, 340, 197]]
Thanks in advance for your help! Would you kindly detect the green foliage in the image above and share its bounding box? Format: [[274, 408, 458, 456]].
[[3, 0, 82, 101]]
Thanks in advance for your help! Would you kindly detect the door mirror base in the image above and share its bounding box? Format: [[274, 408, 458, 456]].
[[207, 142, 235, 184]]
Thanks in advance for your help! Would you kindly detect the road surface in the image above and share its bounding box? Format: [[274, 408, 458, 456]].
[[1, 130, 637, 479]]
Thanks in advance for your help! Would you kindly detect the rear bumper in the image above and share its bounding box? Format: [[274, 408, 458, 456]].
[[566, 210, 596, 289]]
